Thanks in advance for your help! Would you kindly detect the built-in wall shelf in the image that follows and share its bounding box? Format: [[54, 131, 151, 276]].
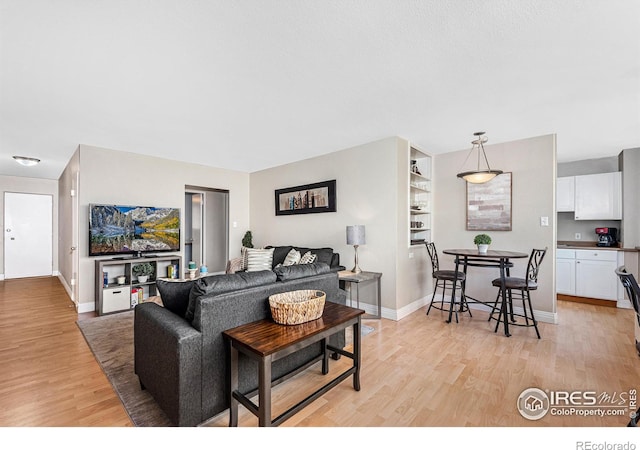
[[409, 147, 432, 247]]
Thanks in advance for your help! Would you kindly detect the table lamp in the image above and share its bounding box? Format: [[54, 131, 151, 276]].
[[346, 225, 366, 274]]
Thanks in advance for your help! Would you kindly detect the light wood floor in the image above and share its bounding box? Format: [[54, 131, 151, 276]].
[[1, 276, 638, 427]]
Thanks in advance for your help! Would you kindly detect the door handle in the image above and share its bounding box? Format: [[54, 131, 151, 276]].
[[71, 246, 77, 251], [6, 228, 11, 232]]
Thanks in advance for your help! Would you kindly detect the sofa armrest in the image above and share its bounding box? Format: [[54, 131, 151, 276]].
[[134, 302, 203, 426]]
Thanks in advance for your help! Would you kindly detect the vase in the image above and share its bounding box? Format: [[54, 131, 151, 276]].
[[137, 275, 148, 283], [477, 244, 489, 254]]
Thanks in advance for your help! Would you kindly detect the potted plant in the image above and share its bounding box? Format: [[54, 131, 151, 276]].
[[473, 234, 492, 254], [132, 262, 154, 283], [242, 230, 254, 249]]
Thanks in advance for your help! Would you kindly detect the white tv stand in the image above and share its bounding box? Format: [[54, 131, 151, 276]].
[[94, 254, 182, 316]]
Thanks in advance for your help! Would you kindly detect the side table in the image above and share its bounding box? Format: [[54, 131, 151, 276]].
[[338, 270, 382, 319]]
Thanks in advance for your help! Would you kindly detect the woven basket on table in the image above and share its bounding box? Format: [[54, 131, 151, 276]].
[[269, 290, 326, 325]]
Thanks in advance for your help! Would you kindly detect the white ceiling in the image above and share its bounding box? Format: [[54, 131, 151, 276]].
[[1, 1, 639, 180]]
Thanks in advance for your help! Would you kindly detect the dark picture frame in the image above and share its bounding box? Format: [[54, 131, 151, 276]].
[[466, 172, 512, 231], [275, 180, 337, 216]]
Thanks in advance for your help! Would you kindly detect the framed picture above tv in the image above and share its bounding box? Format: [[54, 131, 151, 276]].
[[89, 204, 180, 256], [274, 180, 337, 216]]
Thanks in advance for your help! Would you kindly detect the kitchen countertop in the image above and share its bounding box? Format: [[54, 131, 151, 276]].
[[557, 241, 640, 251]]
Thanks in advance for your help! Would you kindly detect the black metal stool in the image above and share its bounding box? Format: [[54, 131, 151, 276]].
[[488, 248, 547, 338], [425, 242, 470, 323]]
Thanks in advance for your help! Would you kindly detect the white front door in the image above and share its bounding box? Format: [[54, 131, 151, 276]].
[[4, 192, 53, 279]]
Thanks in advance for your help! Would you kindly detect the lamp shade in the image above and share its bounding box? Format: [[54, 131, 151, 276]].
[[346, 225, 366, 245]]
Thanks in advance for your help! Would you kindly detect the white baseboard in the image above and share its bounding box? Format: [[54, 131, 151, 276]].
[[417, 294, 558, 324], [77, 302, 95, 314], [617, 299, 632, 309], [0, 273, 4, 281], [57, 273, 74, 301]]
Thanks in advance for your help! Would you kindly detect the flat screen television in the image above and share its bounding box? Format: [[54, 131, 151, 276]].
[[89, 204, 180, 256]]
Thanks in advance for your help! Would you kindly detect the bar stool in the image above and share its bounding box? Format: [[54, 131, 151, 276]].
[[488, 248, 547, 338], [425, 242, 470, 323]]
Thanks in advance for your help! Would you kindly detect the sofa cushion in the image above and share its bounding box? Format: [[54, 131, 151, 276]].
[[155, 279, 196, 318], [185, 270, 278, 322], [294, 247, 334, 266], [245, 248, 274, 272], [273, 262, 331, 281]]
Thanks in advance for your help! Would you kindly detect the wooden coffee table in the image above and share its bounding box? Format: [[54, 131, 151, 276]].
[[222, 301, 364, 427]]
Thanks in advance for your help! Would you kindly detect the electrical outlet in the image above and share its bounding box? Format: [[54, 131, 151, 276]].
[[575, 232, 581, 240]]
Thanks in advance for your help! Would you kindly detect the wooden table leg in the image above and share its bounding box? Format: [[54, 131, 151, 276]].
[[229, 343, 239, 427], [258, 355, 272, 427]]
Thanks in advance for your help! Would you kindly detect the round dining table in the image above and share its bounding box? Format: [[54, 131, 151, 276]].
[[442, 249, 529, 337]]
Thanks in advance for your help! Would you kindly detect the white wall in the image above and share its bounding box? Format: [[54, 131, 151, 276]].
[[71, 145, 249, 312], [58, 148, 80, 301], [0, 175, 59, 280], [620, 147, 640, 248], [250, 137, 431, 318], [432, 134, 557, 321]]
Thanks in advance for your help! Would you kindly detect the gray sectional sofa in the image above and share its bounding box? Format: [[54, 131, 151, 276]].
[[134, 261, 347, 426]]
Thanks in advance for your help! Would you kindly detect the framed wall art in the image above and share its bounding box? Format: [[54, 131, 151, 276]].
[[466, 172, 512, 231], [275, 179, 337, 216]]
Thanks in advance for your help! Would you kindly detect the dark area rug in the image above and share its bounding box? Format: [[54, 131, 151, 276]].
[[77, 309, 375, 427], [76, 311, 173, 426]]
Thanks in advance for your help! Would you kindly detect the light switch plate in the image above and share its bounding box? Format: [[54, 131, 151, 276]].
[[540, 216, 549, 226]]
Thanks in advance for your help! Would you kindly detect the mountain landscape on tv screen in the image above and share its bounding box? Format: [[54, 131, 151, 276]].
[[90, 205, 180, 255]]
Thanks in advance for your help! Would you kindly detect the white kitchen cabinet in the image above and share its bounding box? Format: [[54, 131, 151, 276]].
[[557, 176, 575, 212], [574, 249, 619, 301], [556, 249, 576, 295], [574, 172, 622, 220], [556, 248, 620, 301]]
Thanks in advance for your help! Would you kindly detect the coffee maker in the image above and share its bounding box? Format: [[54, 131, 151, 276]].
[[595, 227, 618, 247]]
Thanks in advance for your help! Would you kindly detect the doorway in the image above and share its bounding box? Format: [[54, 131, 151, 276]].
[[185, 186, 229, 274], [4, 192, 53, 279]]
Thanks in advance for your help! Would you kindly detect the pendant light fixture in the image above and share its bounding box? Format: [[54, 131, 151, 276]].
[[456, 131, 502, 183]]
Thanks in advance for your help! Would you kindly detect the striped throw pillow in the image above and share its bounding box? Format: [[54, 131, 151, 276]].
[[246, 248, 274, 272], [299, 251, 317, 264]]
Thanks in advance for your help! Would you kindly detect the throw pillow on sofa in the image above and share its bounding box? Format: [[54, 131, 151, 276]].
[[155, 278, 197, 317], [283, 248, 301, 266], [246, 248, 275, 272], [299, 251, 317, 264], [294, 247, 334, 266]]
